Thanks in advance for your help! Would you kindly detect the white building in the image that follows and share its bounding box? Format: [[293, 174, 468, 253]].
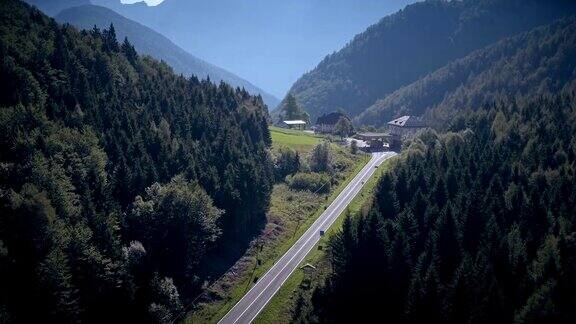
[[281, 120, 307, 130], [387, 116, 426, 149]]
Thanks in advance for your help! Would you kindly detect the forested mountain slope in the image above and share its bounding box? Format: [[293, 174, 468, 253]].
[[48, 4, 280, 109], [281, 0, 576, 122], [24, 0, 89, 16], [304, 91, 576, 323], [356, 15, 576, 127], [0, 0, 273, 322], [92, 0, 416, 98]]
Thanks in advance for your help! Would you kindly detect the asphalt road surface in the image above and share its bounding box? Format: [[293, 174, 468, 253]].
[[219, 151, 397, 324]]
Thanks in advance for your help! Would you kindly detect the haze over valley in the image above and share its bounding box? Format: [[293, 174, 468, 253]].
[[91, 0, 417, 98]]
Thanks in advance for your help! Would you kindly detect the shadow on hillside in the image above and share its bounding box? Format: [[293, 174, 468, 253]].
[[195, 213, 268, 292]]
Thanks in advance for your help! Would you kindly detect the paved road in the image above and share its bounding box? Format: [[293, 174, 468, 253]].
[[219, 151, 397, 324]]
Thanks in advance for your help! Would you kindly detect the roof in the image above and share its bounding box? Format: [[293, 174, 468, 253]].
[[316, 112, 348, 125], [387, 115, 425, 128], [283, 120, 307, 125]]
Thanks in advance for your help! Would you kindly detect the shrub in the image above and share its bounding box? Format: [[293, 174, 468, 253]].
[[286, 172, 331, 193], [309, 142, 332, 173], [274, 147, 300, 181], [350, 140, 358, 154]]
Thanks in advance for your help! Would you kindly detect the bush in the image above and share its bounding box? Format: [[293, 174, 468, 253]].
[[309, 142, 332, 173], [286, 172, 331, 193], [350, 140, 358, 154], [274, 147, 300, 181]]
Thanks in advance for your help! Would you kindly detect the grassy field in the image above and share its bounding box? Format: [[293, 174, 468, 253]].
[[185, 127, 369, 324], [269, 126, 324, 152], [255, 157, 397, 324]]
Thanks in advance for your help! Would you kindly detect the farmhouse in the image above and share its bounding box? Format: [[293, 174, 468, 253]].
[[388, 115, 426, 137], [387, 115, 426, 148], [314, 112, 348, 134], [281, 120, 307, 130]]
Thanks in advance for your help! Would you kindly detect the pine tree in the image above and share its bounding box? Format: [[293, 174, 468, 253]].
[[103, 23, 119, 52], [334, 116, 353, 138], [121, 37, 138, 65], [283, 93, 309, 122]]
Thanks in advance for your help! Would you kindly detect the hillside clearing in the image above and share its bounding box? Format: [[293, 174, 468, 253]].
[[269, 126, 324, 153]]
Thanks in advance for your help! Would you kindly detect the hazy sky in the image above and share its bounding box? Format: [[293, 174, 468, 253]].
[[113, 0, 417, 98]]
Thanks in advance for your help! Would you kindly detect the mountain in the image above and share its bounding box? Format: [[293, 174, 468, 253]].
[[300, 16, 576, 324], [280, 0, 576, 122], [91, 0, 417, 98], [0, 0, 273, 322], [51, 4, 280, 109], [355, 15, 576, 127], [24, 0, 89, 16]]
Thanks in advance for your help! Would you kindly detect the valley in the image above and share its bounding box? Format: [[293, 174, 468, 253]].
[[187, 127, 375, 323], [1, 1, 576, 323], [257, 155, 396, 323]]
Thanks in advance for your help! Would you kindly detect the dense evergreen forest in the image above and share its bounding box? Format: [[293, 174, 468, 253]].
[[303, 92, 576, 322], [356, 16, 576, 128], [3, 0, 576, 323], [280, 0, 576, 122], [0, 1, 273, 322]]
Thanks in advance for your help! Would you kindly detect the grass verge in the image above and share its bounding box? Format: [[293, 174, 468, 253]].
[[254, 157, 396, 323]]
